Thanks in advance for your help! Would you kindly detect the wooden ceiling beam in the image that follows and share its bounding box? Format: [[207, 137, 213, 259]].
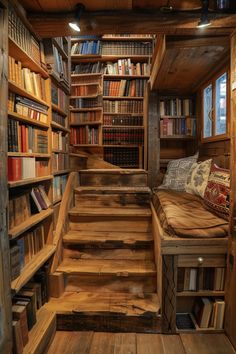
[[26, 10, 236, 37], [166, 36, 230, 49]]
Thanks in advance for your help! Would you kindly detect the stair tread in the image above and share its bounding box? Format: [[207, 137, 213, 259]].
[[45, 291, 160, 317], [57, 258, 156, 276], [75, 186, 151, 194], [63, 230, 153, 245], [69, 206, 152, 217]]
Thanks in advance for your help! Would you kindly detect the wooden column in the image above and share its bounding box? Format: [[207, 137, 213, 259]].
[[161, 255, 177, 334], [0, 1, 12, 353], [225, 30, 236, 350], [147, 88, 160, 189]]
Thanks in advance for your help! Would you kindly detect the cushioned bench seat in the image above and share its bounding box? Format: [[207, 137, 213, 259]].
[[153, 190, 228, 238]]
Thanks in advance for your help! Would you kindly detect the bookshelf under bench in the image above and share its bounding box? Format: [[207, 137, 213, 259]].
[[151, 203, 228, 334]]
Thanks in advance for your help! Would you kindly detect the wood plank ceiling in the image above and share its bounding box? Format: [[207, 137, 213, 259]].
[[18, 0, 236, 38]]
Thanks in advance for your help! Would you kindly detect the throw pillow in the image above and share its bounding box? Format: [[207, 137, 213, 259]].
[[203, 164, 230, 220], [185, 159, 212, 198], [159, 153, 198, 191]]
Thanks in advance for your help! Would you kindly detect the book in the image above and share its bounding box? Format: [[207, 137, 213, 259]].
[[213, 300, 225, 329], [12, 305, 29, 346], [12, 320, 24, 354], [193, 297, 213, 328]]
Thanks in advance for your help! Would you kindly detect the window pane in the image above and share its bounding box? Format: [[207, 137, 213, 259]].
[[215, 72, 227, 135], [203, 84, 213, 138]]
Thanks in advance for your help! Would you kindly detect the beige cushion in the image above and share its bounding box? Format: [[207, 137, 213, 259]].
[[185, 159, 212, 198]]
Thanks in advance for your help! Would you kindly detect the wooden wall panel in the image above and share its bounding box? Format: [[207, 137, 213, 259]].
[[198, 140, 230, 169], [0, 1, 12, 353]]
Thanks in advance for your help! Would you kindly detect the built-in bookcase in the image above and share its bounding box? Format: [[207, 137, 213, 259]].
[[70, 34, 154, 168]]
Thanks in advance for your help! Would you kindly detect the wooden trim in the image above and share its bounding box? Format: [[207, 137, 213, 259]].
[[150, 35, 166, 91], [50, 172, 78, 273]]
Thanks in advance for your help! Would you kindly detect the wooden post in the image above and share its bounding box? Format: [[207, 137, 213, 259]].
[[0, 1, 12, 353], [147, 88, 160, 189], [161, 255, 177, 334]]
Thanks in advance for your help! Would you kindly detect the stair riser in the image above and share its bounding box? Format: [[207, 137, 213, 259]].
[[63, 248, 154, 261], [56, 314, 161, 333], [74, 193, 150, 208], [79, 174, 147, 187], [63, 240, 153, 250], [69, 218, 152, 233], [64, 274, 157, 294]]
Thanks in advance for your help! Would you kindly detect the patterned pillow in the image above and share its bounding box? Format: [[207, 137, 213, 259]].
[[203, 164, 230, 220], [159, 154, 198, 191], [185, 159, 212, 198]]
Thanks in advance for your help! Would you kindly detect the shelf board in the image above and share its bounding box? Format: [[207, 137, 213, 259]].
[[52, 149, 69, 154], [160, 135, 195, 140], [8, 175, 53, 188], [103, 144, 143, 147], [9, 38, 49, 79], [8, 111, 49, 129], [53, 197, 62, 205], [52, 169, 71, 176], [8, 81, 49, 108], [103, 112, 143, 116], [11, 245, 56, 294], [177, 291, 225, 297], [71, 73, 102, 77], [51, 103, 68, 117], [52, 38, 68, 60], [160, 115, 191, 119], [9, 209, 53, 240], [71, 82, 100, 87], [73, 144, 102, 147], [69, 152, 89, 158], [70, 94, 101, 99], [70, 121, 102, 126], [51, 121, 70, 133], [71, 54, 152, 63], [103, 125, 144, 128], [70, 107, 103, 112], [22, 307, 56, 354], [8, 152, 50, 158], [103, 96, 144, 100], [102, 35, 154, 41], [104, 74, 149, 79]]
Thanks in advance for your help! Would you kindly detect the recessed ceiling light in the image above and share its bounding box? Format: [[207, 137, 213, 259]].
[[69, 22, 81, 32]]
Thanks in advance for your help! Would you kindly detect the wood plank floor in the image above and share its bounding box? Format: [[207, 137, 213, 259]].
[[46, 332, 236, 354]]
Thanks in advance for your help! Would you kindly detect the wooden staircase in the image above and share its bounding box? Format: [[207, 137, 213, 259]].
[[46, 169, 160, 333]]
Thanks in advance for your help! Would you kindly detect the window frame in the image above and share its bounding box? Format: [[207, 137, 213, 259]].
[[201, 67, 230, 143]]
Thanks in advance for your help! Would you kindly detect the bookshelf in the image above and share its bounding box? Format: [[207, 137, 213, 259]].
[[7, 6, 57, 353], [70, 35, 153, 168]]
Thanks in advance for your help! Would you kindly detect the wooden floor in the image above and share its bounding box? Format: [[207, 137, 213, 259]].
[[46, 331, 236, 354]]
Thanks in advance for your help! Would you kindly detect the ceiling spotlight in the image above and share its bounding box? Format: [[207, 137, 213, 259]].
[[197, 0, 211, 29], [69, 3, 85, 32]]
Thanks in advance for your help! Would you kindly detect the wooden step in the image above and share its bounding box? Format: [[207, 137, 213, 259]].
[[74, 186, 151, 208], [63, 230, 153, 248], [79, 169, 148, 187], [45, 291, 160, 333], [69, 206, 152, 218], [57, 258, 156, 277]]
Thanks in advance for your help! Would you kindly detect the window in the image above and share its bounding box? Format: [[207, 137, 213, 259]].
[[202, 70, 228, 140]]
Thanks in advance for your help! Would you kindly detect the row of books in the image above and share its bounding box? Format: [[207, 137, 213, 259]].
[[104, 147, 139, 168], [103, 128, 144, 145], [52, 111, 67, 128], [52, 153, 69, 172], [105, 60, 151, 76], [51, 82, 68, 112], [71, 84, 101, 97], [70, 111, 102, 124], [193, 297, 225, 329], [9, 57, 46, 101], [8, 157, 49, 181], [53, 44, 69, 81], [53, 175, 67, 202], [9, 93, 48, 124], [10, 224, 45, 279], [9, 186, 51, 229], [177, 267, 225, 292], [9, 6, 41, 65], [72, 62, 104, 74], [103, 79, 147, 97], [104, 115, 143, 126], [160, 117, 196, 137], [71, 75, 102, 86], [8, 119, 48, 154], [54, 37, 68, 54], [70, 126, 99, 145], [160, 98, 194, 117], [71, 40, 101, 55], [12, 266, 49, 352], [103, 100, 143, 114], [52, 131, 68, 151], [101, 41, 153, 55], [71, 96, 102, 109]]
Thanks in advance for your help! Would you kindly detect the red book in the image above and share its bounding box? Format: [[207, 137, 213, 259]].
[[8, 157, 22, 181]]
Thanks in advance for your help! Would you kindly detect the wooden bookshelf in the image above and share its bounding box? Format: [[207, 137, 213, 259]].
[[51, 103, 68, 117], [71, 55, 152, 63], [11, 245, 56, 294], [8, 81, 49, 107], [8, 152, 51, 158], [53, 169, 71, 176], [8, 111, 50, 129], [51, 121, 70, 133], [177, 291, 225, 297], [8, 175, 53, 188]]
